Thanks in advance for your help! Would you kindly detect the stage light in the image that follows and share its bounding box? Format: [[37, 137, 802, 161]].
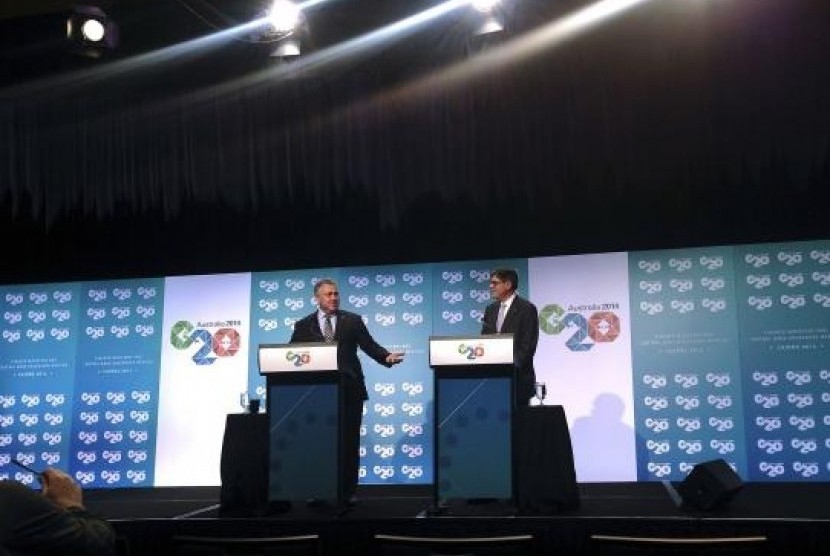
[[465, 24, 505, 55], [80, 19, 106, 42], [66, 5, 118, 58], [467, 0, 506, 42], [271, 39, 301, 58], [267, 0, 301, 33], [474, 16, 504, 35], [466, 0, 506, 55], [259, 0, 306, 60], [471, 0, 500, 13]]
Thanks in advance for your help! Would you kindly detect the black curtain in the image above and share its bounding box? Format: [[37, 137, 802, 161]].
[[1, 0, 828, 283]]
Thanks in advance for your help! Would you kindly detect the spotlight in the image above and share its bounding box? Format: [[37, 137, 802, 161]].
[[267, 0, 301, 33], [471, 0, 501, 13], [66, 6, 118, 58], [260, 0, 305, 60], [466, 0, 507, 54], [80, 19, 106, 42], [474, 15, 504, 35], [271, 39, 301, 58]]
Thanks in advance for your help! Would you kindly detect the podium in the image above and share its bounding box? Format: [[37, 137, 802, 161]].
[[429, 334, 516, 510], [258, 342, 341, 508]]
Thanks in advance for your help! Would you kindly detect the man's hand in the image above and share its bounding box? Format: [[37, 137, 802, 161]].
[[41, 468, 84, 510], [385, 352, 405, 365]]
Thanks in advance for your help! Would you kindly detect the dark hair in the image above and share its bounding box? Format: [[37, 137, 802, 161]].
[[491, 268, 518, 292], [313, 278, 338, 295]]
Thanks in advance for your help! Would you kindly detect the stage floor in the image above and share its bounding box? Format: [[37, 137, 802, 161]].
[[84, 482, 830, 521], [84, 482, 830, 556]]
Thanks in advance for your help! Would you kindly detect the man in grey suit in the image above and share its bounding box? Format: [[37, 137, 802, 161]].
[[290, 278, 404, 504], [480, 268, 539, 406]]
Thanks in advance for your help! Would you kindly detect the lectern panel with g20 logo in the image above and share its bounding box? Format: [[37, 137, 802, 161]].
[[258, 342, 340, 507], [429, 334, 515, 509]]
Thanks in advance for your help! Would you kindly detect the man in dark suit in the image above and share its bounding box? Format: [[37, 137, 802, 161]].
[[1, 467, 116, 556], [480, 268, 539, 406], [290, 278, 404, 504]]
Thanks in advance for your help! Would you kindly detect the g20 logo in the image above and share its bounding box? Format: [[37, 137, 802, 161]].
[[643, 374, 667, 389], [777, 251, 803, 266], [373, 383, 395, 397], [402, 293, 424, 306], [668, 258, 692, 272], [285, 350, 311, 367], [401, 423, 423, 437], [441, 311, 462, 324], [637, 260, 661, 274], [755, 416, 782, 432], [373, 444, 396, 459], [402, 273, 424, 286], [372, 465, 395, 479], [699, 255, 724, 271], [259, 280, 279, 293], [375, 274, 396, 287], [441, 271, 463, 285], [373, 424, 396, 438], [646, 439, 670, 455], [402, 312, 424, 326], [744, 253, 770, 268], [401, 465, 423, 479], [644, 418, 669, 433], [458, 343, 484, 360], [646, 462, 671, 478], [170, 321, 240, 365], [401, 444, 424, 458], [539, 305, 621, 352]]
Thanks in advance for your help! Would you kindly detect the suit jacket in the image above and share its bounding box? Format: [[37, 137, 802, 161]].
[[290, 309, 392, 400], [481, 294, 539, 403], [0, 480, 116, 556]]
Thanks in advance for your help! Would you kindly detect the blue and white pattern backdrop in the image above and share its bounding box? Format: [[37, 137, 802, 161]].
[[0, 283, 81, 486], [629, 248, 747, 481], [735, 242, 830, 481], [1, 239, 829, 488], [340, 265, 432, 485], [0, 280, 164, 488], [430, 260, 527, 337], [71, 279, 164, 488]]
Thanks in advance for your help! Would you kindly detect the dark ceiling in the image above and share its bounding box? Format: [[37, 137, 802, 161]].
[[1, 0, 828, 285]]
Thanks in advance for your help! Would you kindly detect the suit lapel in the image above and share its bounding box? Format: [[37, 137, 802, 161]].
[[332, 311, 343, 342], [500, 305, 512, 332], [500, 298, 519, 332], [312, 314, 325, 341]]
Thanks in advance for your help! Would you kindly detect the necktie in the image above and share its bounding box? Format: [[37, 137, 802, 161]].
[[496, 303, 507, 333], [323, 314, 334, 342]]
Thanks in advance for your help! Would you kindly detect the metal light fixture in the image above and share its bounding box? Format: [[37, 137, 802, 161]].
[[66, 5, 118, 58]]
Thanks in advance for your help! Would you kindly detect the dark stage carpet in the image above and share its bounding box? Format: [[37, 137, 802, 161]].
[[85, 482, 830, 556]]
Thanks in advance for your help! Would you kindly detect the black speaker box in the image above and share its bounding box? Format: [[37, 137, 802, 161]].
[[677, 458, 743, 511]]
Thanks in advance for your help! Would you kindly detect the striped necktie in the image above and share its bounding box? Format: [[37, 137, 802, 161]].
[[323, 315, 334, 342]]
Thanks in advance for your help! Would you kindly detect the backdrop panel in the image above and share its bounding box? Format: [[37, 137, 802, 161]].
[[1, 240, 828, 487]]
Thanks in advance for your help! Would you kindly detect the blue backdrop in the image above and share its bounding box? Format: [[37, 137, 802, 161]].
[[1, 241, 828, 486]]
